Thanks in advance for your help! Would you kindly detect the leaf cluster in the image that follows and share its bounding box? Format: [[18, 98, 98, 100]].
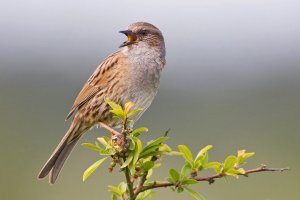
[[81, 100, 256, 200]]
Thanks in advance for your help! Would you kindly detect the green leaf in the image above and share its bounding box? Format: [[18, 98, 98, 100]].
[[112, 194, 118, 200], [243, 152, 255, 160], [105, 97, 122, 110], [129, 138, 136, 150], [153, 163, 161, 168], [118, 182, 127, 194], [136, 190, 156, 200], [167, 151, 183, 156], [132, 138, 142, 165], [237, 168, 245, 174], [139, 137, 168, 158], [82, 143, 103, 151], [159, 144, 172, 153], [178, 145, 194, 165], [127, 108, 143, 118], [99, 148, 116, 156], [121, 152, 134, 168], [146, 169, 153, 179], [177, 187, 184, 193], [110, 109, 125, 118], [83, 157, 107, 181], [108, 185, 122, 196], [132, 127, 148, 137], [141, 161, 155, 171], [140, 151, 163, 159], [143, 137, 168, 151], [128, 161, 135, 175], [169, 168, 180, 182], [226, 168, 243, 179], [194, 145, 212, 170], [237, 150, 255, 166], [127, 119, 134, 125], [185, 187, 205, 200], [195, 145, 213, 163], [182, 179, 198, 185], [103, 136, 111, 142], [124, 101, 134, 114], [223, 155, 237, 172], [202, 153, 208, 166], [139, 145, 161, 158], [97, 137, 109, 147], [204, 162, 221, 172], [166, 177, 174, 183], [181, 163, 192, 178]]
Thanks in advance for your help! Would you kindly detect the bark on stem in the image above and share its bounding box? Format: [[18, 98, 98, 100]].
[[135, 165, 289, 195]]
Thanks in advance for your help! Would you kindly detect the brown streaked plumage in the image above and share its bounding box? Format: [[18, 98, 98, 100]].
[[38, 22, 166, 184]]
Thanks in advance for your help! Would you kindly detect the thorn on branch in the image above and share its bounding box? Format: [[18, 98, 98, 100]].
[[164, 128, 171, 137]]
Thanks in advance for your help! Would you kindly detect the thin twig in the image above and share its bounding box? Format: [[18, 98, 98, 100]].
[[123, 159, 135, 200], [137, 165, 289, 194], [122, 120, 135, 200], [134, 172, 148, 198]]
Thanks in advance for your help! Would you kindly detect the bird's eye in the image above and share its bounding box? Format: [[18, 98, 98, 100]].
[[140, 30, 148, 36]]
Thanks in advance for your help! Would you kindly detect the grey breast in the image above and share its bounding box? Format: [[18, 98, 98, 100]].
[[123, 43, 165, 120]]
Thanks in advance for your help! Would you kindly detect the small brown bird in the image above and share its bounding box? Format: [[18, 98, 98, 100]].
[[37, 22, 166, 184]]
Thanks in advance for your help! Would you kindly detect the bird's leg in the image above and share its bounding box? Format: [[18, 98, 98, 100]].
[[99, 122, 127, 151], [99, 122, 121, 137]]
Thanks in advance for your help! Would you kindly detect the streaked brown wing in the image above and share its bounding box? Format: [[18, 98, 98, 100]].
[[65, 51, 126, 120], [65, 84, 99, 120]]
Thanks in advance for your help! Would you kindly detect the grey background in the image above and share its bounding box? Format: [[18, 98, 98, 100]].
[[1, 0, 299, 199]]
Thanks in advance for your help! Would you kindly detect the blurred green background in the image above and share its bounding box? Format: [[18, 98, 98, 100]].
[[1, 0, 299, 199]]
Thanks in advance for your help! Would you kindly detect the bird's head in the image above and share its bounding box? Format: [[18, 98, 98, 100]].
[[119, 22, 165, 49]]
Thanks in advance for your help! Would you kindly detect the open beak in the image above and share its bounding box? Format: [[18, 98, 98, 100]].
[[119, 30, 138, 47]]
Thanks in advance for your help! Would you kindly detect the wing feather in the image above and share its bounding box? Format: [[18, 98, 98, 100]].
[[65, 51, 127, 120]]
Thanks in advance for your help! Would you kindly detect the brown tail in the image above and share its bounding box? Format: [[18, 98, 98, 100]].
[[37, 121, 83, 184]]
